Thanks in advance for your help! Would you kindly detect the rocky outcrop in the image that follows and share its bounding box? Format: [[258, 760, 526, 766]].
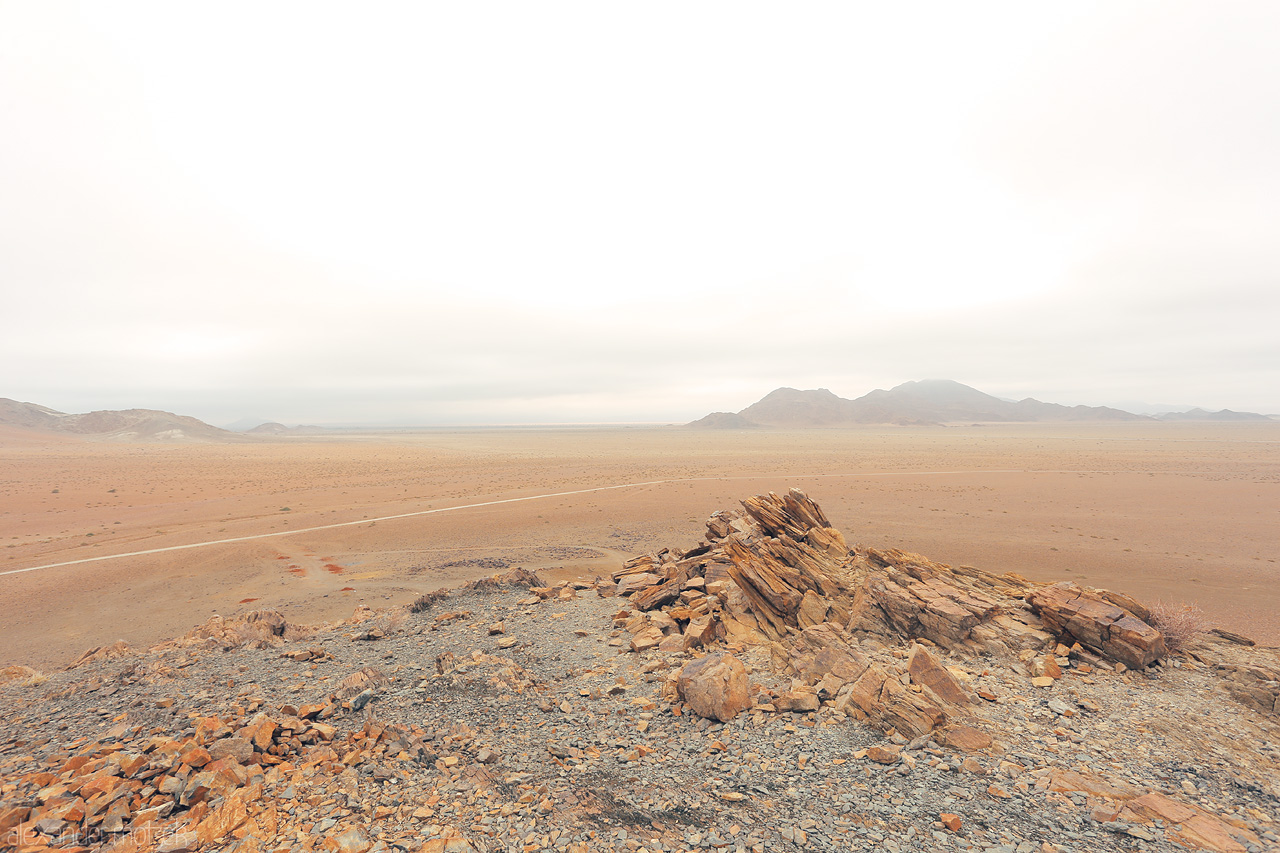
[[611, 489, 1194, 740], [617, 490, 1172, 673], [462, 567, 546, 592], [1218, 660, 1280, 715], [66, 640, 132, 670], [173, 609, 290, 653], [1026, 583, 1166, 670]]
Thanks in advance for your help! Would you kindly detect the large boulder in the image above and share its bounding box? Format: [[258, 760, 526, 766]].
[[837, 664, 945, 739], [676, 653, 752, 722]]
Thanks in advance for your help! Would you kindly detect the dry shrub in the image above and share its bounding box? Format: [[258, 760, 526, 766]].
[[2, 666, 48, 688], [0, 665, 39, 686], [1147, 599, 1207, 652]]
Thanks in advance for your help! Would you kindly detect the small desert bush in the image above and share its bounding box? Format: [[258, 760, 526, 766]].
[[0, 665, 44, 687], [1147, 599, 1207, 653]]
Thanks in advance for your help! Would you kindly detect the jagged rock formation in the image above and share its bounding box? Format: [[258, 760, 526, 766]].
[[615, 488, 1165, 662], [615, 488, 1174, 740]]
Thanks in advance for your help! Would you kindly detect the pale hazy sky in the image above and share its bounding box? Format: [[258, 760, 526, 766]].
[[3, 2, 1278, 425]]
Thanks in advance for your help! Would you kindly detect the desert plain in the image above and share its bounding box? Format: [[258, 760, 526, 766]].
[[1, 421, 1277, 669]]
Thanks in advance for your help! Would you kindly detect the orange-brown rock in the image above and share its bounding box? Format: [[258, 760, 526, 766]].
[[702, 490, 852, 637], [241, 715, 277, 751], [325, 826, 373, 853], [1047, 769, 1140, 801], [179, 746, 212, 767], [1031, 655, 1063, 679], [788, 623, 871, 685], [1026, 582, 1166, 669], [1118, 791, 1261, 853], [658, 632, 685, 653], [907, 645, 970, 707], [839, 664, 945, 738], [67, 640, 132, 670], [683, 615, 718, 650], [851, 574, 984, 650], [865, 744, 900, 764], [629, 625, 663, 653], [631, 581, 683, 611], [773, 690, 820, 712], [676, 653, 752, 722], [417, 835, 480, 852], [1219, 662, 1280, 715], [208, 737, 254, 764], [192, 784, 256, 845], [0, 805, 31, 836], [934, 725, 992, 752]]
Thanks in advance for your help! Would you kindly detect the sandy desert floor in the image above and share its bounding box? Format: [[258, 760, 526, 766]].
[[1, 422, 1277, 668]]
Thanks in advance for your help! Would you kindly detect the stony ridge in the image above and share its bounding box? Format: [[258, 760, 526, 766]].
[[1, 490, 1278, 853]]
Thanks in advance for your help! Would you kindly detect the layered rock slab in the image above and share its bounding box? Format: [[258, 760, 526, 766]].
[[1027, 582, 1166, 669]]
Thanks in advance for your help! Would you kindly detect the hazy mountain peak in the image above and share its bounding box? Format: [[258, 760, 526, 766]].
[[721, 381, 1157, 427], [0, 398, 239, 442]]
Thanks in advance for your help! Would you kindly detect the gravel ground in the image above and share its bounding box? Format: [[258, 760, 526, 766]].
[[3, 573, 1279, 853]]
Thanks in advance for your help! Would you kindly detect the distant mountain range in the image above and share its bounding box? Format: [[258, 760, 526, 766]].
[[244, 422, 332, 435], [1, 384, 1273, 441], [0, 398, 238, 442], [1153, 407, 1273, 423], [689, 380, 1276, 428]]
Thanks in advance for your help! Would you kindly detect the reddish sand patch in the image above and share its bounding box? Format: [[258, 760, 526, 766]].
[[238, 598, 259, 604], [288, 567, 305, 576], [340, 587, 355, 592], [324, 563, 344, 574]]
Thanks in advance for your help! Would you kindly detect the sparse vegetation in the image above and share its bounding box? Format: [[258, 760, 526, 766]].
[[1147, 599, 1208, 653], [0, 665, 47, 687]]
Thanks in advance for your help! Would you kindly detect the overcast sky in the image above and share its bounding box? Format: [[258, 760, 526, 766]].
[[3, 2, 1278, 425]]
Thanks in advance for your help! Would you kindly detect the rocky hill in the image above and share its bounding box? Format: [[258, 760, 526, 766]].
[[1155, 409, 1274, 423], [0, 399, 238, 442], [2, 490, 1278, 853], [699, 381, 1155, 427], [685, 412, 761, 430], [244, 423, 333, 436]]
